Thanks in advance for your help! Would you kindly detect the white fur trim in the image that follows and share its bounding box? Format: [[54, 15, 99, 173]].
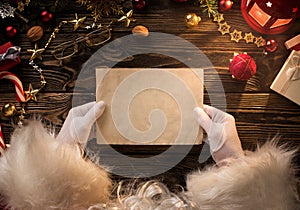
[[0, 120, 111, 209], [187, 141, 300, 210]]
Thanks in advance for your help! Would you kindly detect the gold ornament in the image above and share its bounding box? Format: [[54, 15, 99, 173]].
[[17, 105, 26, 126], [17, 0, 30, 12], [218, 22, 231, 35], [25, 84, 39, 102], [27, 43, 45, 61], [19, 113, 25, 122], [255, 36, 266, 48], [68, 13, 87, 31], [213, 13, 224, 23], [244, 32, 255, 43], [2, 103, 17, 117], [230, 29, 243, 42], [17, 2, 24, 11], [118, 10, 135, 27], [40, 75, 47, 87], [184, 13, 201, 27]]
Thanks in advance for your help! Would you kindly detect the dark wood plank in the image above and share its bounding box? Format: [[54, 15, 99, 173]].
[[1, 93, 299, 146], [0, 56, 293, 93]]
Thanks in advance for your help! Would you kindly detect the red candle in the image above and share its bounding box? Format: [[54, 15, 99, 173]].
[[241, 0, 300, 34]]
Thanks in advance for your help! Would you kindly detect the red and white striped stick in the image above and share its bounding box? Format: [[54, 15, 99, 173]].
[[0, 71, 25, 102], [0, 71, 25, 154], [0, 123, 5, 154]]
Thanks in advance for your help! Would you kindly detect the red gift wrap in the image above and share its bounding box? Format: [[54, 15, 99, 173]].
[[0, 42, 21, 71]]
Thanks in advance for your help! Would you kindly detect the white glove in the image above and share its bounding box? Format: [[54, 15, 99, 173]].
[[194, 105, 244, 165], [56, 101, 105, 146]]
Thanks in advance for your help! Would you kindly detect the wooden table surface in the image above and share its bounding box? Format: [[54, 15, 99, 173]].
[[0, 0, 300, 185]]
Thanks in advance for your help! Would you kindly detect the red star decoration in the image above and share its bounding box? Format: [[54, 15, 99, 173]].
[[292, 7, 298, 13]]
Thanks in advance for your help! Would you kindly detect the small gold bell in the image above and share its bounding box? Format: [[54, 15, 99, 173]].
[[2, 103, 17, 117], [184, 13, 201, 27]]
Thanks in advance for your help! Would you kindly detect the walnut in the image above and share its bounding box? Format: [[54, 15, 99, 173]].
[[27, 26, 44, 42], [132, 25, 149, 37]]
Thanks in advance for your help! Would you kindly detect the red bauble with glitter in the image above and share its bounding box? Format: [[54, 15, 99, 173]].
[[265, 39, 278, 52], [241, 0, 300, 34], [229, 53, 257, 80], [219, 0, 233, 12], [133, 0, 147, 10], [5, 26, 17, 38], [40, 10, 53, 23]]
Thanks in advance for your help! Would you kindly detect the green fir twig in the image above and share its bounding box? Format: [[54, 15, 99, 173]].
[[199, 0, 219, 17], [77, 0, 124, 21]]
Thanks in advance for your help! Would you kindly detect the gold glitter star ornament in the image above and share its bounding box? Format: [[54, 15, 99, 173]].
[[244, 32, 255, 43], [68, 13, 87, 31], [230, 29, 243, 42], [25, 84, 39, 102], [254, 36, 266, 47], [213, 13, 224, 23], [218, 22, 231, 35], [118, 10, 135, 27], [27, 43, 45, 61]]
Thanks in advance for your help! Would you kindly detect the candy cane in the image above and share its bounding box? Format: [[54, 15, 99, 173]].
[[0, 71, 25, 102], [0, 123, 5, 154], [0, 71, 25, 154]]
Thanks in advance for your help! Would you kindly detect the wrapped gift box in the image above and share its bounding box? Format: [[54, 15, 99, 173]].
[[285, 34, 300, 51], [270, 50, 300, 105], [0, 42, 21, 71], [96, 68, 203, 145]]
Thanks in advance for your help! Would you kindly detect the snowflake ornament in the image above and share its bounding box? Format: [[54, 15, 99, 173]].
[[0, 3, 16, 19]]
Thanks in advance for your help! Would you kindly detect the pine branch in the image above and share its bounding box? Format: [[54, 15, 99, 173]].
[[29, 0, 70, 12], [199, 0, 219, 17], [77, 0, 124, 21]]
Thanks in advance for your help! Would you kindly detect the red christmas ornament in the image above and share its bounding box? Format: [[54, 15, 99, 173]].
[[229, 53, 257, 80], [133, 0, 147, 10], [265, 39, 278, 52], [40, 10, 53, 23], [219, 0, 233, 12], [5, 26, 17, 38], [241, 0, 300, 34]]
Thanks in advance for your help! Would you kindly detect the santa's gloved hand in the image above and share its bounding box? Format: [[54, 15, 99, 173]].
[[57, 101, 105, 146], [194, 105, 244, 165]]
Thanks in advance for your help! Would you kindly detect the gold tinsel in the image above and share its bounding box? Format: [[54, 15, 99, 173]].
[[77, 0, 124, 21]]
